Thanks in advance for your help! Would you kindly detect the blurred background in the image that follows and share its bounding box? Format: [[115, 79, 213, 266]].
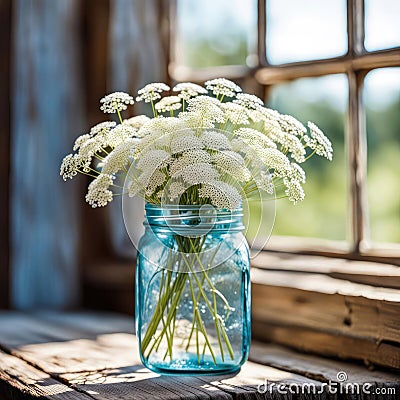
[[0, 0, 399, 313]]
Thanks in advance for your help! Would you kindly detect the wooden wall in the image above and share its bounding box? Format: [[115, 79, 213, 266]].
[[2, 0, 168, 310]]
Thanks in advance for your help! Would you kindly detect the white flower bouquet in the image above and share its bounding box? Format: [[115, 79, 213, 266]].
[[61, 78, 332, 372]]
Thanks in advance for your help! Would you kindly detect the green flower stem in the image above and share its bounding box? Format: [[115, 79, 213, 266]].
[[141, 235, 234, 365], [179, 246, 234, 361], [185, 273, 206, 351], [144, 272, 187, 358], [187, 238, 224, 361], [188, 276, 217, 364], [116, 108, 123, 124]]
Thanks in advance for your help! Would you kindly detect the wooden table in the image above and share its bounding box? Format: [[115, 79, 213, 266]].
[[0, 312, 398, 399]]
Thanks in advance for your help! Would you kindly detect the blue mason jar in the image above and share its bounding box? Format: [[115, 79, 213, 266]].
[[136, 203, 251, 374]]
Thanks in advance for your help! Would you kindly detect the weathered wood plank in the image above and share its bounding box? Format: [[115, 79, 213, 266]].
[[0, 312, 326, 399], [61, 360, 324, 400], [252, 269, 400, 344], [252, 252, 400, 288], [61, 367, 234, 400], [250, 342, 399, 383], [1, 312, 398, 399], [11, 0, 84, 309], [0, 350, 91, 400], [252, 320, 400, 370]]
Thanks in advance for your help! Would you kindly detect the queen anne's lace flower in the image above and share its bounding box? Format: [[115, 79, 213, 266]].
[[61, 80, 333, 208], [251, 107, 280, 123], [136, 83, 170, 103], [235, 128, 277, 149], [198, 181, 242, 210], [205, 78, 242, 98], [167, 181, 187, 200], [278, 114, 307, 137], [279, 132, 306, 163], [139, 169, 167, 196], [174, 163, 220, 185], [155, 96, 182, 113], [90, 121, 117, 137], [221, 102, 250, 125], [212, 151, 251, 182], [85, 173, 114, 207], [186, 96, 225, 123], [100, 92, 134, 114], [104, 124, 138, 148], [137, 117, 186, 140], [179, 111, 215, 130], [78, 137, 104, 166], [200, 130, 232, 150], [101, 139, 138, 174], [173, 82, 208, 100], [73, 134, 91, 151], [137, 149, 171, 171], [304, 122, 333, 160], [231, 138, 265, 170], [123, 115, 150, 130], [284, 178, 305, 204], [255, 171, 274, 194], [169, 150, 212, 175], [261, 148, 291, 177], [233, 93, 264, 110], [289, 163, 306, 183], [170, 133, 204, 154], [60, 154, 81, 180]]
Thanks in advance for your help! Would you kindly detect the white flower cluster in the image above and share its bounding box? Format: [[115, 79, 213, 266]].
[[61, 81, 333, 209], [136, 83, 170, 103], [198, 181, 242, 210], [186, 96, 225, 123], [100, 92, 134, 114], [205, 78, 242, 98], [90, 121, 117, 137], [123, 115, 150, 130], [155, 96, 182, 113], [85, 174, 114, 207], [221, 102, 250, 125], [304, 122, 333, 160], [233, 93, 264, 110], [173, 82, 208, 100]]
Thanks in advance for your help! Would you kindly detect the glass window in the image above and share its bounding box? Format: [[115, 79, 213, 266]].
[[364, 68, 400, 243], [266, 0, 347, 64], [267, 74, 348, 240], [175, 0, 257, 68], [365, 0, 400, 51]]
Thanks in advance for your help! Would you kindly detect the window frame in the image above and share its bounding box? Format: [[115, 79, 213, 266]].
[[168, 0, 400, 265]]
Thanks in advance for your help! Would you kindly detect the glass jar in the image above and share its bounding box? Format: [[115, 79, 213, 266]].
[[136, 203, 251, 374]]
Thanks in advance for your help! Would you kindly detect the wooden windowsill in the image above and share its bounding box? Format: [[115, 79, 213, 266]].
[[0, 312, 398, 400], [83, 252, 400, 369], [251, 253, 400, 370]]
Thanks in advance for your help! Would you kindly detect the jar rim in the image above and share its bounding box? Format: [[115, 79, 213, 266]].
[[145, 202, 243, 212], [144, 202, 244, 233]]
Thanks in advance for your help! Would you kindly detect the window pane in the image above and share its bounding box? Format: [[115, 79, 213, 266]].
[[364, 68, 400, 243], [268, 75, 348, 240], [365, 0, 400, 51], [175, 0, 257, 68], [266, 0, 347, 64]]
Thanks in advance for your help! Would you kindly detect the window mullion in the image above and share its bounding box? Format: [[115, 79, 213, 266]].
[[347, 0, 368, 253], [258, 0, 267, 66], [347, 70, 369, 253], [347, 0, 365, 55]]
